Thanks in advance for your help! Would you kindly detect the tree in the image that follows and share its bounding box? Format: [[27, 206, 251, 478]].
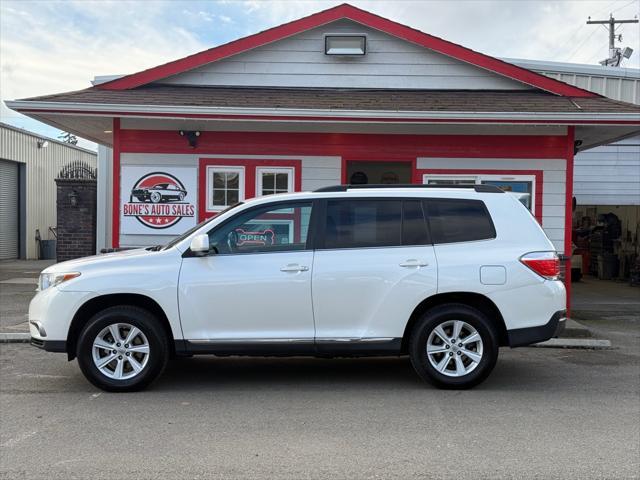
[[58, 131, 78, 145]]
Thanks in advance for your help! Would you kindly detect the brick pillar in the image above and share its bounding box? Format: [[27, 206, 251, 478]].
[[55, 179, 97, 262]]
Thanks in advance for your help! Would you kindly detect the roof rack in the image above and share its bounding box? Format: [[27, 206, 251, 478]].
[[314, 184, 504, 193]]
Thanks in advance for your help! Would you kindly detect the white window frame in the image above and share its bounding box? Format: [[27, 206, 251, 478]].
[[206, 166, 245, 212], [256, 167, 295, 197], [423, 173, 536, 214]]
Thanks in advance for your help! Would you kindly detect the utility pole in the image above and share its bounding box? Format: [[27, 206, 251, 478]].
[[586, 14, 638, 67]]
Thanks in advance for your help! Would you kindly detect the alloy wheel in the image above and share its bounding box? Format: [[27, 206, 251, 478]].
[[426, 320, 484, 377], [92, 323, 150, 380]]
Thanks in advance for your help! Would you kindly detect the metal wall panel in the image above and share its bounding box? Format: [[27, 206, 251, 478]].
[[0, 124, 97, 258]]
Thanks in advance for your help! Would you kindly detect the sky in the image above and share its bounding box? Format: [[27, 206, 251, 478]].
[[1, 0, 639, 150]]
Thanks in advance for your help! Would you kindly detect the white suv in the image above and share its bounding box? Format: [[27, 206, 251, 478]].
[[29, 185, 566, 391]]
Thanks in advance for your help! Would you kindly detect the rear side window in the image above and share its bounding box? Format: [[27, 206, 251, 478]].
[[324, 199, 402, 249], [426, 198, 496, 244]]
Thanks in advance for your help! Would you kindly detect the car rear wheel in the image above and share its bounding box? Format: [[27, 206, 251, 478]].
[[409, 303, 498, 389], [76, 306, 169, 392]]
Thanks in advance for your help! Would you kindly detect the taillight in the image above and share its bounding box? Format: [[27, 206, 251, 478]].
[[520, 252, 560, 280]]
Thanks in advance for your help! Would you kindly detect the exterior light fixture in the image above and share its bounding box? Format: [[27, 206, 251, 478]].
[[68, 189, 79, 207], [179, 130, 201, 148], [325, 35, 366, 55], [37, 140, 49, 148], [103, 130, 113, 134]]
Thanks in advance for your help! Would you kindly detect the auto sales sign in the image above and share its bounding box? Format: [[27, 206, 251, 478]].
[[120, 166, 197, 235]]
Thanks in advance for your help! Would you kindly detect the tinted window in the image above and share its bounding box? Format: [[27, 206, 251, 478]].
[[426, 199, 495, 244], [402, 200, 430, 245], [324, 199, 402, 249], [208, 202, 312, 254]]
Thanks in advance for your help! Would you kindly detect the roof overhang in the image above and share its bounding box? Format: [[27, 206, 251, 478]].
[[9, 100, 638, 152], [7, 100, 640, 125]]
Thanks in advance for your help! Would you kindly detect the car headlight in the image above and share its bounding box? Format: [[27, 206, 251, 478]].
[[38, 272, 81, 291]]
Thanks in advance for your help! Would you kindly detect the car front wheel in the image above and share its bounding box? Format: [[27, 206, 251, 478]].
[[409, 303, 498, 389], [149, 191, 162, 203], [76, 306, 169, 392]]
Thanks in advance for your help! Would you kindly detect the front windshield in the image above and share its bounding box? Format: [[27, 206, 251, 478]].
[[161, 202, 244, 251]]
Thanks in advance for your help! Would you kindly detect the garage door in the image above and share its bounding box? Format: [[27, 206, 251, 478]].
[[0, 159, 19, 259]]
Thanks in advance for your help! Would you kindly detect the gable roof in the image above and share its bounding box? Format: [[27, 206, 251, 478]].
[[98, 3, 597, 98]]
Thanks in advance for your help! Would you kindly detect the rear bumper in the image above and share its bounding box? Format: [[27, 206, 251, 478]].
[[507, 310, 567, 347]]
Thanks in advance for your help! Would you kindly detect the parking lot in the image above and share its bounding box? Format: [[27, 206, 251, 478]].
[[2, 315, 639, 480], [1, 260, 639, 479]]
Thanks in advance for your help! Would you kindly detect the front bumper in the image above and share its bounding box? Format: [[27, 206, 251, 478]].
[[507, 310, 567, 347], [30, 337, 67, 353], [28, 288, 89, 352]]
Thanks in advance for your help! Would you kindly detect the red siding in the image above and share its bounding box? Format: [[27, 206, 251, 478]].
[[119, 130, 568, 159]]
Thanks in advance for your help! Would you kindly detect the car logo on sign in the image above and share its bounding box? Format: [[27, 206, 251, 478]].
[[123, 171, 195, 229]]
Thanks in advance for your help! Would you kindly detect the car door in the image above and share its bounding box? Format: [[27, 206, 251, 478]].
[[178, 200, 316, 345], [312, 198, 437, 344]]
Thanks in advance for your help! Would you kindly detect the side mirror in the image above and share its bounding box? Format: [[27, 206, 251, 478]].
[[189, 234, 210, 256]]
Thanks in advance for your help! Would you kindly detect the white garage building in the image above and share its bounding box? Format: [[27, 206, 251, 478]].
[[0, 123, 97, 259]]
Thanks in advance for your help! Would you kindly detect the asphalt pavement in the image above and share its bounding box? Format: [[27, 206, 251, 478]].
[[1, 316, 639, 480], [1, 261, 639, 479]]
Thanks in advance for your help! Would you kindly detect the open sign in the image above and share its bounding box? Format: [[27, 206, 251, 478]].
[[234, 228, 275, 247]]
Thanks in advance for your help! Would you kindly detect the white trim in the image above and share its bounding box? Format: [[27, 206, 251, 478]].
[[206, 165, 245, 212], [6, 100, 640, 124], [423, 173, 537, 214], [256, 167, 295, 197]]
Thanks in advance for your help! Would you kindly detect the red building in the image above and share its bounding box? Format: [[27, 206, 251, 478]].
[[7, 4, 640, 307]]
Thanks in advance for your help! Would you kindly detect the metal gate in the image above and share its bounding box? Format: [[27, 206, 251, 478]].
[[0, 159, 19, 259]]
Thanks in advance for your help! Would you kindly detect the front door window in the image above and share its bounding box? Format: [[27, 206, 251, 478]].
[[208, 202, 312, 254]]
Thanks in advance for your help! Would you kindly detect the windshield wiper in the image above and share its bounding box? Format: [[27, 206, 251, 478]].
[[145, 245, 163, 252]]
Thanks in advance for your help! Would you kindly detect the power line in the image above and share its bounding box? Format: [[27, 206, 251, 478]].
[[566, 28, 600, 61], [612, 0, 639, 15]]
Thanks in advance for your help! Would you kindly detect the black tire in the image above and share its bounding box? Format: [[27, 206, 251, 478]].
[[409, 303, 499, 389], [76, 306, 169, 392]]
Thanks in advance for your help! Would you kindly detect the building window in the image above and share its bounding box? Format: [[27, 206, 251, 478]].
[[207, 166, 245, 211], [256, 167, 294, 196], [423, 174, 536, 213]]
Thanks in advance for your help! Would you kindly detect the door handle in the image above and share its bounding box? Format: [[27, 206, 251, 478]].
[[280, 264, 309, 273], [399, 259, 429, 268]]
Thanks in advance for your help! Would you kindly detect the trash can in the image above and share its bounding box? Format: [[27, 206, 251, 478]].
[[40, 240, 57, 260]]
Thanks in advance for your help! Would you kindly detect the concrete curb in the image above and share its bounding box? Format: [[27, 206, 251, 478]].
[[533, 338, 612, 349], [0, 333, 30, 343]]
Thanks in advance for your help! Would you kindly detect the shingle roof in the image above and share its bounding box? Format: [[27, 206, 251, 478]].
[[19, 85, 640, 114]]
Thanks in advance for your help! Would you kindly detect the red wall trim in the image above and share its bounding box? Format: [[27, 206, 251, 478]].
[[565, 127, 575, 314], [97, 4, 596, 98], [198, 158, 302, 221], [415, 168, 544, 223], [111, 118, 121, 248], [120, 130, 569, 159], [18, 109, 637, 126]]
